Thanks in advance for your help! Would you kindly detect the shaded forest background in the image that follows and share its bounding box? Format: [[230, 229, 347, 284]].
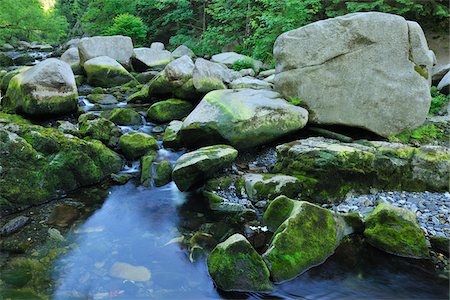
[[0, 0, 448, 62]]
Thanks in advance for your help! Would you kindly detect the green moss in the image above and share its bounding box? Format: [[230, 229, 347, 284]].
[[78, 113, 117, 144], [0, 112, 31, 124], [389, 124, 445, 144], [127, 84, 150, 104], [342, 212, 365, 234], [207, 234, 272, 292], [101, 108, 143, 126], [414, 64, 429, 79], [147, 99, 193, 123], [263, 195, 295, 230], [119, 132, 159, 160], [263, 200, 338, 282], [84, 63, 135, 88], [154, 160, 172, 186], [140, 152, 157, 187], [162, 120, 183, 149], [364, 202, 428, 258], [195, 77, 226, 93]]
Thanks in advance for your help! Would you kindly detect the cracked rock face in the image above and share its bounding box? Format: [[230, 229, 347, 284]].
[[274, 12, 434, 137]]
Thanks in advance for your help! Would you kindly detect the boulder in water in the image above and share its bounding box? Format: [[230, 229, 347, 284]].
[[119, 132, 159, 160], [147, 99, 193, 123], [84, 56, 136, 88]]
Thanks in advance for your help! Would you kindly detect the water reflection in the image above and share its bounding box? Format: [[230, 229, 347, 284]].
[[53, 182, 219, 299]]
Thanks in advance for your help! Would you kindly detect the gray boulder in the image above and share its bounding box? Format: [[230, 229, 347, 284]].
[[61, 47, 82, 74], [181, 88, 308, 149], [172, 45, 195, 58], [78, 36, 134, 68], [211, 52, 263, 72], [84, 56, 135, 88], [132, 47, 173, 71], [192, 58, 241, 93], [274, 12, 434, 137], [432, 64, 450, 84], [437, 71, 449, 94], [230, 76, 272, 90], [3, 58, 78, 115], [150, 42, 165, 50]]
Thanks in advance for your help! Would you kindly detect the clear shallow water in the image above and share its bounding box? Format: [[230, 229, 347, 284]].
[[49, 181, 449, 300]]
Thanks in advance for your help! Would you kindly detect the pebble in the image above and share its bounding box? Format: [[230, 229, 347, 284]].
[[332, 191, 450, 239], [0, 216, 30, 236]]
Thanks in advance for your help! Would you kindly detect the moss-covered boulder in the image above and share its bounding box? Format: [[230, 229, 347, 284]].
[[364, 202, 428, 258], [0, 67, 31, 92], [202, 175, 251, 213], [172, 145, 238, 191], [147, 99, 193, 123], [84, 56, 136, 88], [162, 120, 183, 149], [154, 160, 172, 187], [244, 174, 301, 201], [3, 59, 78, 115], [274, 137, 450, 202], [78, 113, 120, 146], [207, 234, 272, 292], [86, 94, 118, 105], [262, 197, 347, 283], [0, 118, 123, 209], [181, 89, 308, 149], [429, 236, 449, 257], [119, 132, 159, 160], [101, 108, 143, 126], [192, 58, 241, 93]]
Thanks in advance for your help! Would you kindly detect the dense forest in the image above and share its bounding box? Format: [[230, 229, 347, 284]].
[[0, 0, 448, 61]]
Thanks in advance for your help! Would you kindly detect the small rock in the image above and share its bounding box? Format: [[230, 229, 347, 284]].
[[0, 216, 30, 236]]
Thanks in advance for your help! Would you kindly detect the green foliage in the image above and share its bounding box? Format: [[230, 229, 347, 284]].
[[429, 86, 449, 115], [231, 59, 255, 71], [389, 124, 444, 144], [0, 0, 68, 44], [288, 97, 304, 106], [104, 13, 148, 45]]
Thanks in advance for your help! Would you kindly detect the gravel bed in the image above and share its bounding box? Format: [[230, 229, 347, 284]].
[[328, 191, 450, 239]]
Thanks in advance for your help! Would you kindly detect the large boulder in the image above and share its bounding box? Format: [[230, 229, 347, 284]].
[[3, 59, 78, 115], [262, 196, 351, 283], [148, 55, 198, 99], [172, 145, 238, 191], [432, 63, 450, 84], [118, 132, 159, 160], [78, 36, 134, 68], [172, 45, 195, 59], [132, 47, 173, 71], [181, 88, 308, 149], [60, 47, 82, 75], [274, 12, 434, 137], [84, 56, 135, 88], [207, 234, 272, 292], [101, 107, 142, 126], [162, 120, 183, 149], [244, 173, 302, 201], [0, 116, 123, 209], [364, 202, 429, 258], [192, 58, 241, 93], [274, 137, 449, 202], [230, 76, 272, 90], [147, 99, 193, 123]]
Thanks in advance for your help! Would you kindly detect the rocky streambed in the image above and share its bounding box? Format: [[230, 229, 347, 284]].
[[0, 11, 449, 300]]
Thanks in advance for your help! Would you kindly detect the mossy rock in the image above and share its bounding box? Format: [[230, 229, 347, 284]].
[[364, 202, 429, 258], [127, 84, 150, 104], [0, 119, 123, 209], [86, 94, 118, 105], [140, 152, 157, 187], [83, 56, 136, 88], [154, 160, 172, 187], [111, 173, 134, 185], [429, 236, 449, 257], [78, 113, 119, 145], [101, 108, 143, 126], [172, 145, 238, 191], [262, 199, 340, 283], [207, 233, 272, 292], [0, 67, 31, 92], [162, 120, 183, 149], [147, 99, 193, 123], [119, 132, 159, 160], [244, 173, 301, 202], [262, 195, 295, 230]]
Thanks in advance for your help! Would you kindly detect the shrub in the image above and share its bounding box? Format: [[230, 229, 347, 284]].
[[231, 58, 255, 71], [389, 124, 444, 144], [104, 13, 147, 45], [429, 86, 449, 115]]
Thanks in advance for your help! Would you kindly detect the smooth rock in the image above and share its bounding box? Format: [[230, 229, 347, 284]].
[[78, 36, 134, 67], [192, 58, 241, 93], [84, 56, 135, 88], [0, 216, 30, 236], [172, 45, 195, 58]]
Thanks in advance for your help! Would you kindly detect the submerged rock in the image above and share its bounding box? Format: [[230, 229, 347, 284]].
[[0, 118, 123, 209], [262, 197, 350, 282], [274, 12, 434, 137], [147, 99, 193, 123], [47, 204, 80, 227], [3, 59, 78, 116], [181, 88, 308, 149], [172, 145, 238, 191], [207, 233, 272, 292], [84, 56, 135, 88], [109, 262, 151, 282], [274, 137, 449, 202], [364, 202, 429, 258], [119, 132, 158, 160]]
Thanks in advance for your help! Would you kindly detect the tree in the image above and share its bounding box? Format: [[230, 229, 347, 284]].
[[104, 14, 148, 45]]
